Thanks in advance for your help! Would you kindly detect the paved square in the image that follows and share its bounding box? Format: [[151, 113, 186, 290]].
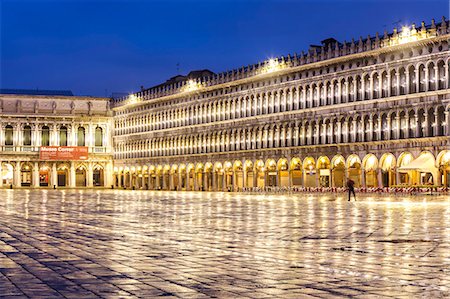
[[0, 190, 449, 298]]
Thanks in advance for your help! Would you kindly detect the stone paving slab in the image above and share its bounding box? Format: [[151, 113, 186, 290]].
[[0, 189, 449, 298]]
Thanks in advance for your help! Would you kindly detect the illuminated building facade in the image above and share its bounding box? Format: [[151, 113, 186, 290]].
[[0, 91, 113, 188], [112, 18, 450, 191]]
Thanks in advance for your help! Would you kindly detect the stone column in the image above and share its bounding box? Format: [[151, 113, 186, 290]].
[[337, 121, 342, 143], [70, 161, 76, 187], [387, 74, 392, 97], [369, 76, 374, 100], [377, 117, 382, 141], [415, 69, 420, 93], [13, 162, 21, 188], [33, 162, 39, 188], [330, 84, 335, 104], [87, 162, 93, 187], [322, 123, 327, 144], [0, 162, 3, 188], [52, 163, 57, 187], [434, 66, 438, 90], [424, 113, 429, 137], [405, 72, 410, 94], [361, 168, 366, 188], [445, 111, 450, 136], [434, 111, 439, 136], [377, 168, 383, 188], [415, 115, 421, 137], [386, 118, 391, 140], [396, 115, 401, 140]]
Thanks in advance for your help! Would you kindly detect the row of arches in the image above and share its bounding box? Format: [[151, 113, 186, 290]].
[[115, 59, 450, 135], [115, 105, 449, 159], [114, 150, 450, 191], [0, 161, 106, 188]]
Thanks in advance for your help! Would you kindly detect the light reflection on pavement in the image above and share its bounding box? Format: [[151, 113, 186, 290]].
[[0, 189, 449, 298]]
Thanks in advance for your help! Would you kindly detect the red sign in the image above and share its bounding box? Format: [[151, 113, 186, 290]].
[[40, 146, 88, 160]]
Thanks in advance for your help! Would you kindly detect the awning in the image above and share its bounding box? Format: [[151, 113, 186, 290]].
[[398, 154, 437, 173]]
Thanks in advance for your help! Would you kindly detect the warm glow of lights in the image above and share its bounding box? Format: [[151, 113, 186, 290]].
[[398, 25, 418, 45], [2, 164, 13, 180], [128, 94, 138, 104], [181, 79, 202, 93], [260, 58, 286, 74], [113, 167, 119, 173]]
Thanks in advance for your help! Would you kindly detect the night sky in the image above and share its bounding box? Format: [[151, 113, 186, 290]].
[[1, 0, 448, 97]]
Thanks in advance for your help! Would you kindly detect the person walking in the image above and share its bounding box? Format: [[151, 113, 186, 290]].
[[347, 178, 356, 201]]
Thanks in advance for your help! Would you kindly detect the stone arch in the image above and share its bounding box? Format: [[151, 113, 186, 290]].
[[346, 154, 361, 187], [277, 158, 289, 187], [331, 155, 345, 187], [254, 160, 265, 188], [303, 157, 316, 187], [289, 157, 302, 187], [380, 153, 396, 187], [437, 150, 450, 187], [316, 156, 330, 187], [265, 159, 277, 187], [362, 154, 379, 187]]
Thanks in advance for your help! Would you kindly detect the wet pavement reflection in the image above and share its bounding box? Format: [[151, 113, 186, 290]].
[[0, 190, 449, 298]]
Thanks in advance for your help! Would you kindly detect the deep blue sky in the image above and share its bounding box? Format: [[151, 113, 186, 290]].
[[1, 0, 448, 97]]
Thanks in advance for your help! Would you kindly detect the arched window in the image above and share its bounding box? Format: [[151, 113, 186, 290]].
[[23, 125, 32, 146], [77, 127, 85, 146], [41, 126, 50, 146], [5, 125, 13, 146], [60, 126, 67, 146], [95, 127, 103, 147]]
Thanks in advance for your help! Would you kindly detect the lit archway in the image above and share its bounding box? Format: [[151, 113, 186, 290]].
[[171, 164, 179, 190], [149, 165, 156, 189], [76, 165, 86, 187], [20, 162, 33, 187], [214, 162, 223, 191], [346, 155, 361, 187], [277, 158, 289, 187], [204, 162, 213, 191], [2, 163, 14, 186], [163, 165, 171, 190], [398, 151, 437, 185], [224, 161, 233, 191], [38, 164, 51, 187], [317, 156, 331, 187], [156, 165, 163, 190], [380, 153, 396, 187], [254, 160, 265, 188], [93, 164, 104, 187], [331, 155, 345, 187], [179, 164, 187, 190], [244, 160, 254, 188], [397, 152, 414, 185], [265, 159, 277, 187], [195, 163, 204, 191], [303, 157, 316, 187], [187, 164, 195, 190], [58, 163, 70, 187], [233, 160, 243, 190], [437, 150, 450, 187], [362, 154, 378, 187], [290, 157, 302, 187]]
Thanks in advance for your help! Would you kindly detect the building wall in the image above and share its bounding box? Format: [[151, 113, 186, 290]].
[[0, 94, 114, 188], [112, 21, 450, 190]]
